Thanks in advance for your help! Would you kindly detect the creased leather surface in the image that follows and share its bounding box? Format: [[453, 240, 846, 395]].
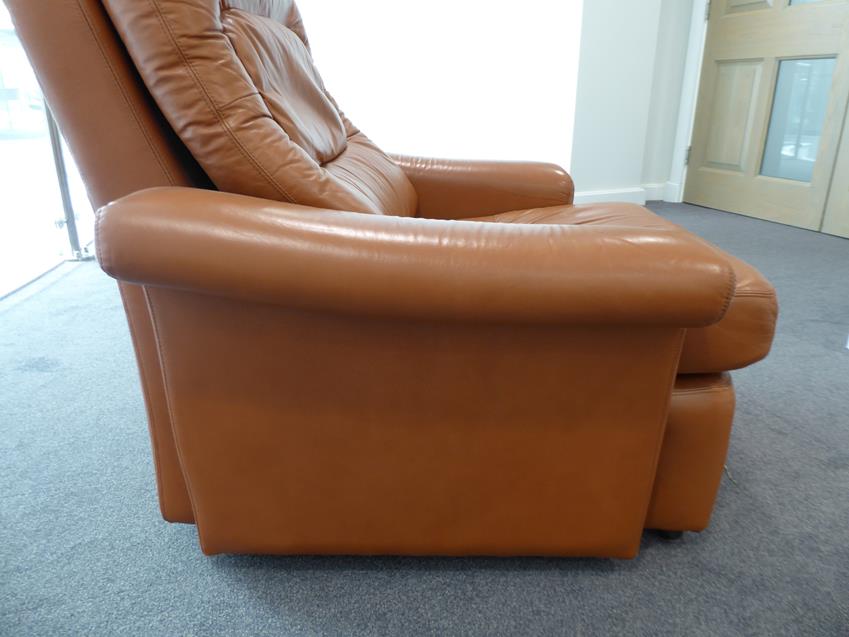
[[97, 188, 735, 327], [102, 0, 416, 215], [474, 203, 777, 372], [222, 0, 309, 46], [224, 10, 346, 165]]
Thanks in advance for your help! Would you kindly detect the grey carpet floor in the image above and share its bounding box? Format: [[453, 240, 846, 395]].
[[1, 203, 848, 636]]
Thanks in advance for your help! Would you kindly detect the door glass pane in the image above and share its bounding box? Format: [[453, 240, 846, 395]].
[[789, 0, 824, 5], [0, 7, 71, 297], [761, 57, 835, 182]]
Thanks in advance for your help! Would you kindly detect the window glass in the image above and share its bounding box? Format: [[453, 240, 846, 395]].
[[0, 6, 94, 297], [761, 57, 835, 182], [0, 9, 68, 296]]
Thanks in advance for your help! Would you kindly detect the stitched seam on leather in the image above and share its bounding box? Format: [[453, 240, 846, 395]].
[[672, 387, 731, 395], [214, 90, 262, 112], [149, 0, 294, 202], [77, 0, 178, 187], [713, 264, 737, 324], [319, 137, 349, 166], [733, 291, 777, 298], [218, 11, 322, 192], [144, 287, 205, 539], [325, 155, 381, 208], [220, 15, 347, 170]]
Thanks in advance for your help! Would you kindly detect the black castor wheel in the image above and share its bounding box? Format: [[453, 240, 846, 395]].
[[657, 530, 684, 541]]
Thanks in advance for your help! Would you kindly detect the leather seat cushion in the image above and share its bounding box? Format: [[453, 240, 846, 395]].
[[103, 0, 417, 216], [471, 203, 777, 373]]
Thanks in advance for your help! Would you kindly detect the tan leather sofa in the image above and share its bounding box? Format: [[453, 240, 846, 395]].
[[9, 0, 777, 558]]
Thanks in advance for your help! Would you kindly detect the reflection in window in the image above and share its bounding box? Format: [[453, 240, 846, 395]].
[[761, 57, 835, 182]]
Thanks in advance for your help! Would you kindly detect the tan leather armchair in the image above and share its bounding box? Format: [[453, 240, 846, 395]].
[[9, 0, 777, 558]]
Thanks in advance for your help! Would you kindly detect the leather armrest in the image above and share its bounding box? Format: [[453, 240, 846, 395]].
[[96, 187, 735, 326], [390, 155, 575, 219]]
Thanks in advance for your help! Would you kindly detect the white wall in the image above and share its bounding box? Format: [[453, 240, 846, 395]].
[[299, 1, 583, 171], [570, 0, 662, 203], [643, 0, 696, 201], [571, 0, 695, 204], [296, 0, 697, 205]]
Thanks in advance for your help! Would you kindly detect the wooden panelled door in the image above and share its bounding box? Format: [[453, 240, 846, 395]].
[[685, 0, 849, 237]]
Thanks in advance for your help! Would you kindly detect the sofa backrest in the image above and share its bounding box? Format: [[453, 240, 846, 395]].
[[9, 0, 417, 216], [102, 0, 417, 216], [7, 0, 212, 211]]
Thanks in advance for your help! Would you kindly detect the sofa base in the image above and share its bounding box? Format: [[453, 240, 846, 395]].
[[132, 283, 735, 555], [144, 286, 696, 558], [647, 373, 735, 532]]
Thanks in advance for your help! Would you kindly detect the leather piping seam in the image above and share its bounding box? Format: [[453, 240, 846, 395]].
[[695, 346, 773, 373], [713, 265, 737, 325], [148, 0, 295, 202], [730, 291, 777, 299], [143, 287, 205, 546], [77, 0, 177, 188], [672, 386, 732, 396], [213, 89, 262, 113]]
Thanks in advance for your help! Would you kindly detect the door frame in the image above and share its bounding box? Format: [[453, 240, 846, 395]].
[[672, 0, 849, 233], [667, 0, 710, 203]]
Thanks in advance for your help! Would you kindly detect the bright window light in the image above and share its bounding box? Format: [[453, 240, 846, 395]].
[[298, 0, 583, 171]]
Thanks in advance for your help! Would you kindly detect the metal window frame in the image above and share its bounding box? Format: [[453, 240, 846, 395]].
[[44, 104, 86, 260]]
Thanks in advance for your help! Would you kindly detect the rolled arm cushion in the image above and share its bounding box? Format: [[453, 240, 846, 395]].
[[679, 253, 778, 372], [391, 155, 575, 219], [96, 188, 735, 326]]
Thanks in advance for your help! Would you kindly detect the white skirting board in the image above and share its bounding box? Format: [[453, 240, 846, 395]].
[[573, 182, 686, 205], [643, 183, 666, 201], [663, 180, 685, 203], [573, 187, 647, 205]]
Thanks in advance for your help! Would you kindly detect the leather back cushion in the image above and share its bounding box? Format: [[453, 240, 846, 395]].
[[103, 0, 417, 216]]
